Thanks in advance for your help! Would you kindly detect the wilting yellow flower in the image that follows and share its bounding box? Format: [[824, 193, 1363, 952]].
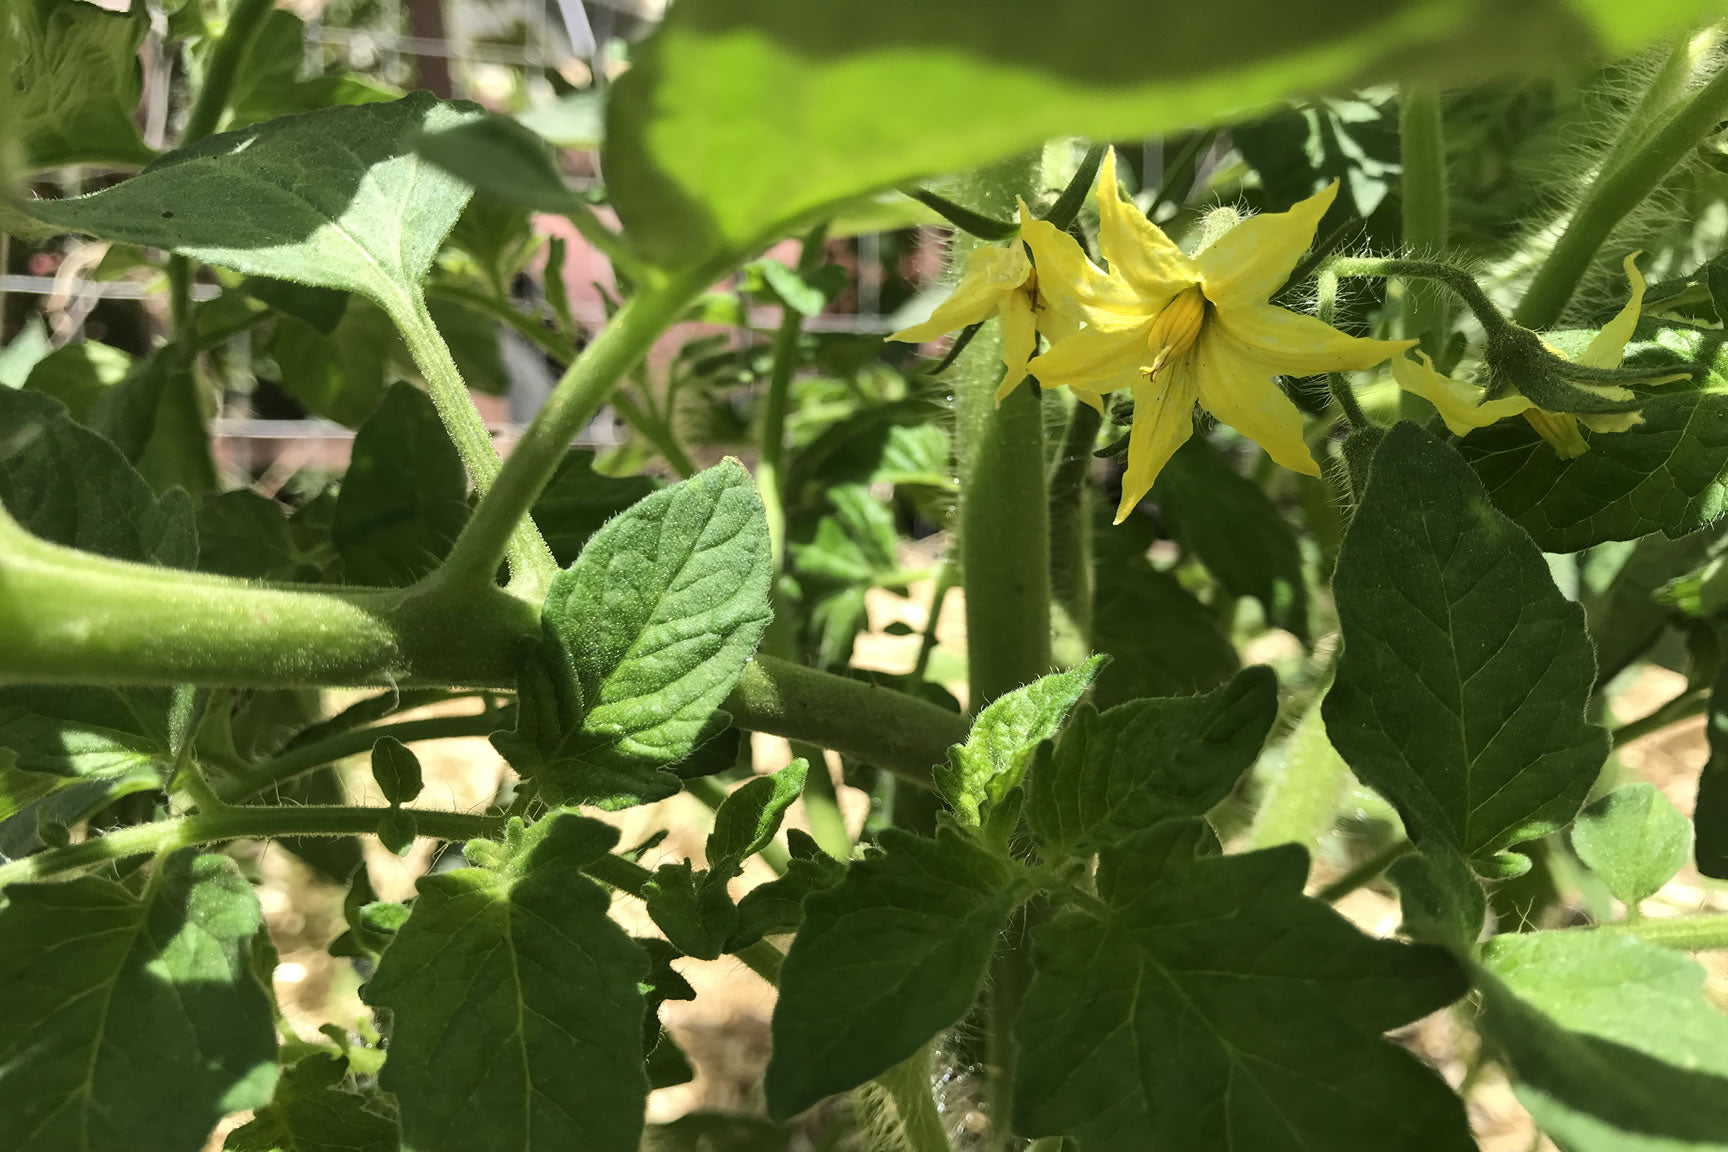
[[1027, 148, 1413, 522], [1392, 253, 1679, 457], [889, 205, 1048, 403]]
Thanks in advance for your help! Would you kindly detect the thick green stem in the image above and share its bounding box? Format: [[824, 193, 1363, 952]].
[[1515, 59, 1728, 329], [436, 271, 709, 593], [389, 288, 557, 598], [867, 1047, 955, 1152], [1398, 85, 1452, 380], [220, 711, 506, 800], [181, 0, 273, 145], [1048, 399, 1098, 668]]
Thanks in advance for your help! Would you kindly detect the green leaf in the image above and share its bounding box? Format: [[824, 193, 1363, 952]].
[[642, 1114, 791, 1152], [370, 736, 423, 806], [602, 0, 1707, 271], [14, 0, 154, 170], [1325, 423, 1607, 874], [729, 829, 845, 949], [244, 276, 350, 335], [765, 826, 1031, 1120], [1478, 930, 1728, 1151], [365, 812, 649, 1152], [1013, 820, 1472, 1150], [938, 656, 1105, 827], [1153, 438, 1310, 639], [224, 8, 397, 131], [493, 461, 773, 808], [197, 491, 325, 582], [22, 339, 133, 425], [1582, 531, 1716, 682], [1030, 666, 1278, 858], [1571, 783, 1691, 907], [1245, 686, 1352, 856], [1091, 517, 1238, 707], [0, 851, 279, 1152], [1389, 849, 1486, 953], [1699, 654, 1728, 879], [1461, 324, 1728, 551], [642, 860, 737, 962], [531, 450, 659, 568], [1656, 545, 1728, 618], [707, 758, 807, 879], [414, 113, 586, 214], [333, 382, 469, 586], [30, 94, 480, 308], [270, 300, 394, 427], [224, 1052, 399, 1152], [0, 686, 170, 822]]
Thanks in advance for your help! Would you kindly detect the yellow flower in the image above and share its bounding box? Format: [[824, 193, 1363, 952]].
[[889, 205, 1047, 404], [1391, 253, 1681, 458], [1026, 148, 1414, 523]]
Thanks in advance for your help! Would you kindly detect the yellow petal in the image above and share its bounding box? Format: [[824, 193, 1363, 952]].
[[1096, 147, 1199, 303], [1390, 353, 1530, 437], [1577, 251, 1645, 369], [1196, 181, 1338, 311], [1188, 327, 1320, 477], [1213, 303, 1416, 374], [889, 244, 1029, 342], [1115, 361, 1200, 523], [1578, 410, 1645, 434], [1028, 321, 1150, 390], [994, 291, 1039, 405], [1020, 214, 1147, 332], [1524, 409, 1590, 458]]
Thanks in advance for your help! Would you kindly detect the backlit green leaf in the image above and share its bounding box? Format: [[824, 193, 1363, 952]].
[[0, 851, 279, 1152], [1571, 783, 1691, 907], [938, 656, 1105, 827], [224, 1053, 398, 1152], [370, 736, 423, 806], [1013, 820, 1472, 1150], [765, 826, 1031, 1120], [531, 450, 659, 568], [270, 300, 394, 428], [29, 94, 479, 309], [365, 813, 648, 1152], [14, 0, 154, 170], [1030, 666, 1278, 858], [1479, 930, 1728, 1151], [1325, 423, 1607, 873], [707, 758, 807, 879]]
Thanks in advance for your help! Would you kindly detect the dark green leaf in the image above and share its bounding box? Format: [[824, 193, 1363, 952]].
[[707, 758, 807, 879], [1092, 517, 1238, 707], [1478, 931, 1728, 1151], [765, 826, 1031, 1120], [270, 301, 394, 427], [603, 0, 1716, 270], [1233, 92, 1399, 220], [30, 94, 479, 307], [1700, 654, 1728, 879], [198, 491, 324, 582], [645, 1030, 695, 1090], [376, 809, 418, 856], [1325, 423, 1607, 873], [225, 8, 396, 130], [1013, 820, 1471, 1150], [1461, 323, 1728, 551], [365, 813, 649, 1152], [370, 736, 424, 806], [224, 1052, 399, 1152], [423, 296, 506, 396], [1029, 666, 1278, 857], [14, 0, 153, 170], [938, 656, 1105, 827], [642, 1114, 792, 1152], [1154, 437, 1310, 639], [1582, 531, 1715, 681], [0, 851, 279, 1152], [531, 450, 659, 568], [643, 860, 737, 961], [1656, 544, 1728, 617], [1571, 783, 1691, 907], [493, 461, 773, 808], [414, 113, 585, 214], [333, 383, 469, 586], [0, 686, 170, 822], [22, 339, 133, 424], [1389, 849, 1486, 953], [243, 276, 350, 335], [729, 829, 845, 949]]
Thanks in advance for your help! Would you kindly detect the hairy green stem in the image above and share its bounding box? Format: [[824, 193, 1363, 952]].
[[1048, 399, 1099, 668], [759, 228, 826, 573], [1591, 912, 1728, 952], [390, 288, 557, 598], [868, 1047, 955, 1152], [435, 270, 710, 592], [1398, 87, 1451, 350], [1318, 837, 1416, 902], [1515, 58, 1728, 329], [1610, 690, 1707, 748], [181, 0, 273, 144], [911, 561, 957, 684], [220, 711, 507, 800]]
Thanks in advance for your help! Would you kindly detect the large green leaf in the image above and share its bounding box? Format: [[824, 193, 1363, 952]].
[[1461, 324, 1728, 552], [937, 656, 1105, 827], [197, 491, 326, 582], [270, 301, 394, 428], [1325, 423, 1607, 874], [224, 1053, 398, 1152], [1014, 820, 1469, 1150], [0, 851, 279, 1152], [765, 826, 1031, 1120], [602, 0, 1715, 270], [333, 382, 469, 587], [13, 0, 154, 170], [28, 94, 479, 309], [1580, 531, 1715, 683], [365, 813, 648, 1152], [492, 461, 773, 808], [1570, 783, 1691, 908], [1153, 438, 1310, 639], [1029, 667, 1278, 858], [1479, 931, 1728, 1151]]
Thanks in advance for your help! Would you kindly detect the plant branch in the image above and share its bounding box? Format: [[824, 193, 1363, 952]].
[[1590, 912, 1728, 952], [1610, 689, 1707, 748], [181, 0, 273, 145], [1516, 58, 1728, 329], [1318, 838, 1416, 902], [219, 710, 509, 801]]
